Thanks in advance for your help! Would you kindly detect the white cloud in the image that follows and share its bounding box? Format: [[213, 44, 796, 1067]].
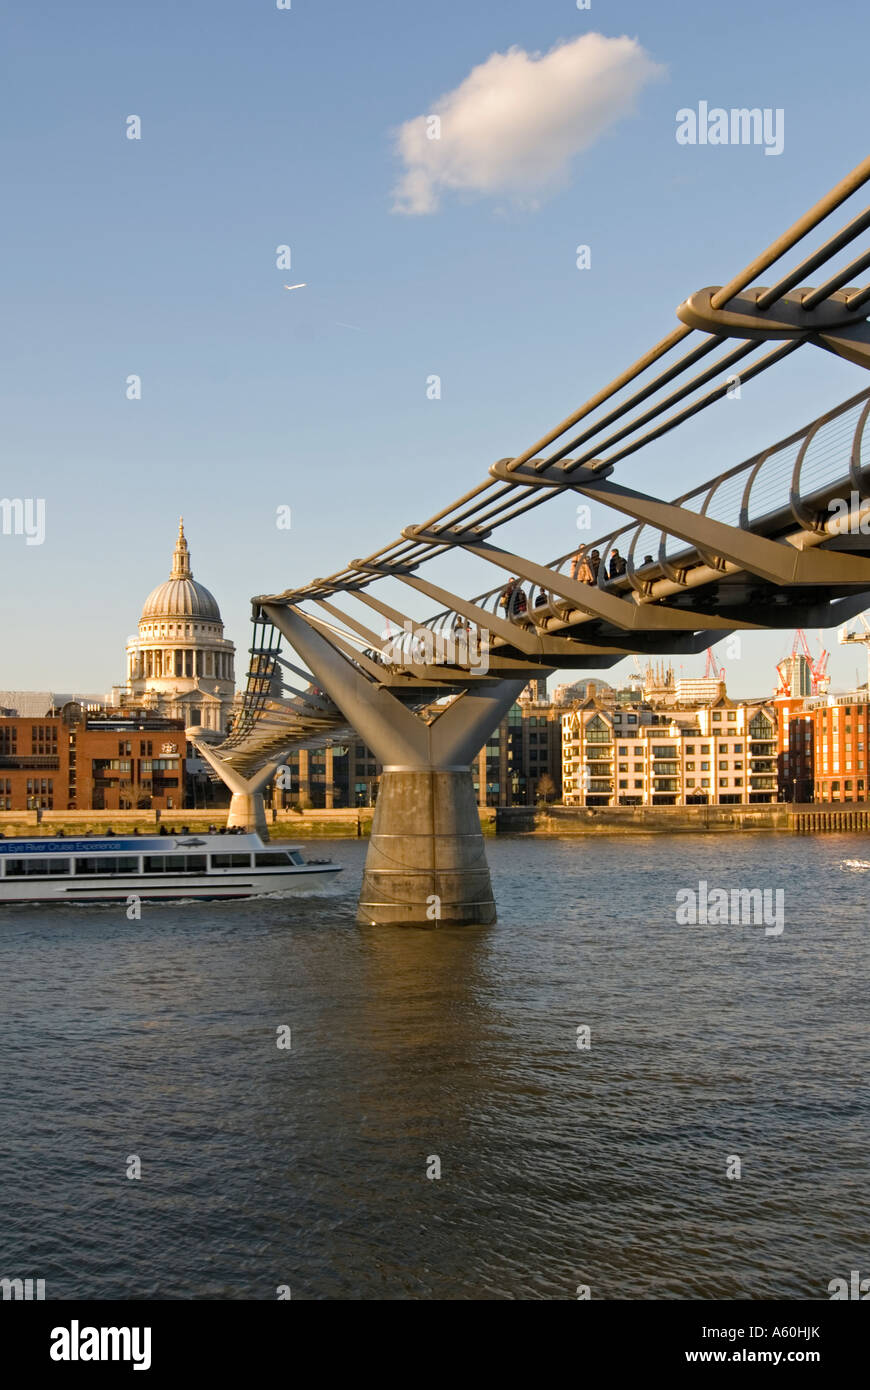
[[391, 34, 664, 215]]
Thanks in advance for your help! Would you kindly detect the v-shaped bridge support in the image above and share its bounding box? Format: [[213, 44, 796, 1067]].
[[191, 737, 287, 836], [263, 603, 533, 925]]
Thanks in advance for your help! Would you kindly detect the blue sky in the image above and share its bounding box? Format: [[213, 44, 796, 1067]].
[[2, 0, 869, 698]]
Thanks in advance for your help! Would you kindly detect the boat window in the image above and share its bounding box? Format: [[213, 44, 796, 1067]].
[[211, 853, 252, 869], [142, 854, 207, 873], [4, 857, 71, 876], [74, 856, 141, 875], [255, 852, 293, 866], [289, 851, 305, 866]]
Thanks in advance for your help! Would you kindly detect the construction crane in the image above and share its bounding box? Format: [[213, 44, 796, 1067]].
[[838, 613, 870, 689], [776, 629, 830, 696], [704, 647, 725, 681]]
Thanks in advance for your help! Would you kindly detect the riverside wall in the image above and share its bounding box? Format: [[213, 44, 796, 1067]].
[[1, 804, 865, 839], [496, 803, 870, 836], [0, 807, 499, 840]]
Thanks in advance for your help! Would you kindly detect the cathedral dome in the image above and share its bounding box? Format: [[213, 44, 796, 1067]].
[[140, 519, 222, 622]]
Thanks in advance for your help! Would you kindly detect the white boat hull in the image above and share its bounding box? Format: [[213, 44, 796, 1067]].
[[0, 866, 341, 903], [0, 831, 343, 905]]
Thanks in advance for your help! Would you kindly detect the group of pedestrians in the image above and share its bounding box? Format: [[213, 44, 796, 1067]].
[[570, 545, 626, 583], [498, 545, 628, 621]]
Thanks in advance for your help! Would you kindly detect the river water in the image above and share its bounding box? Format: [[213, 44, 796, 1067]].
[[1, 833, 867, 1300]]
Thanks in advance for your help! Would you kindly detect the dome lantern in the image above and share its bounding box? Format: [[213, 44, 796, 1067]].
[[170, 517, 192, 580]]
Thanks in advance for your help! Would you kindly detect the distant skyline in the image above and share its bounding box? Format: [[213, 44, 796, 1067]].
[[3, 0, 870, 697]]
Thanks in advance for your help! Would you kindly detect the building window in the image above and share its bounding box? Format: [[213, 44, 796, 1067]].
[[701, 761, 710, 771]]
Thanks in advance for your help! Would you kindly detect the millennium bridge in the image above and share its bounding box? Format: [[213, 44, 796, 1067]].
[[196, 155, 870, 925]]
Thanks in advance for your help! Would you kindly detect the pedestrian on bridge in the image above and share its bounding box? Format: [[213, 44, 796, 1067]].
[[570, 546, 594, 584], [608, 549, 627, 579], [499, 578, 527, 619]]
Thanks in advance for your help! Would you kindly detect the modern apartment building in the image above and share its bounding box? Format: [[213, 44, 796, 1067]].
[[561, 689, 778, 806]]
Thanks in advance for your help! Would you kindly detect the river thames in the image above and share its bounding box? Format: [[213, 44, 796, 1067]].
[[1, 833, 866, 1301]]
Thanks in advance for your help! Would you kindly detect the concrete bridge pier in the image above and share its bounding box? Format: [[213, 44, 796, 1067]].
[[190, 737, 285, 836], [361, 765, 499, 926], [263, 604, 529, 925]]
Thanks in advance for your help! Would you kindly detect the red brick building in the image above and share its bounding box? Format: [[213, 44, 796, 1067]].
[[0, 708, 186, 812], [805, 691, 870, 803]]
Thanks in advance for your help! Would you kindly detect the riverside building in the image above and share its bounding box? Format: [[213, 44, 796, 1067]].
[[561, 687, 778, 806], [0, 707, 186, 812], [802, 689, 870, 803]]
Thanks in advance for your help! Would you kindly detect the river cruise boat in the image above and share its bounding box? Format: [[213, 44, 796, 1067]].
[[0, 832, 342, 903]]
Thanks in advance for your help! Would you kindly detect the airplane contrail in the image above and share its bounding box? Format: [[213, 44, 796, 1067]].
[[283, 283, 307, 291]]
